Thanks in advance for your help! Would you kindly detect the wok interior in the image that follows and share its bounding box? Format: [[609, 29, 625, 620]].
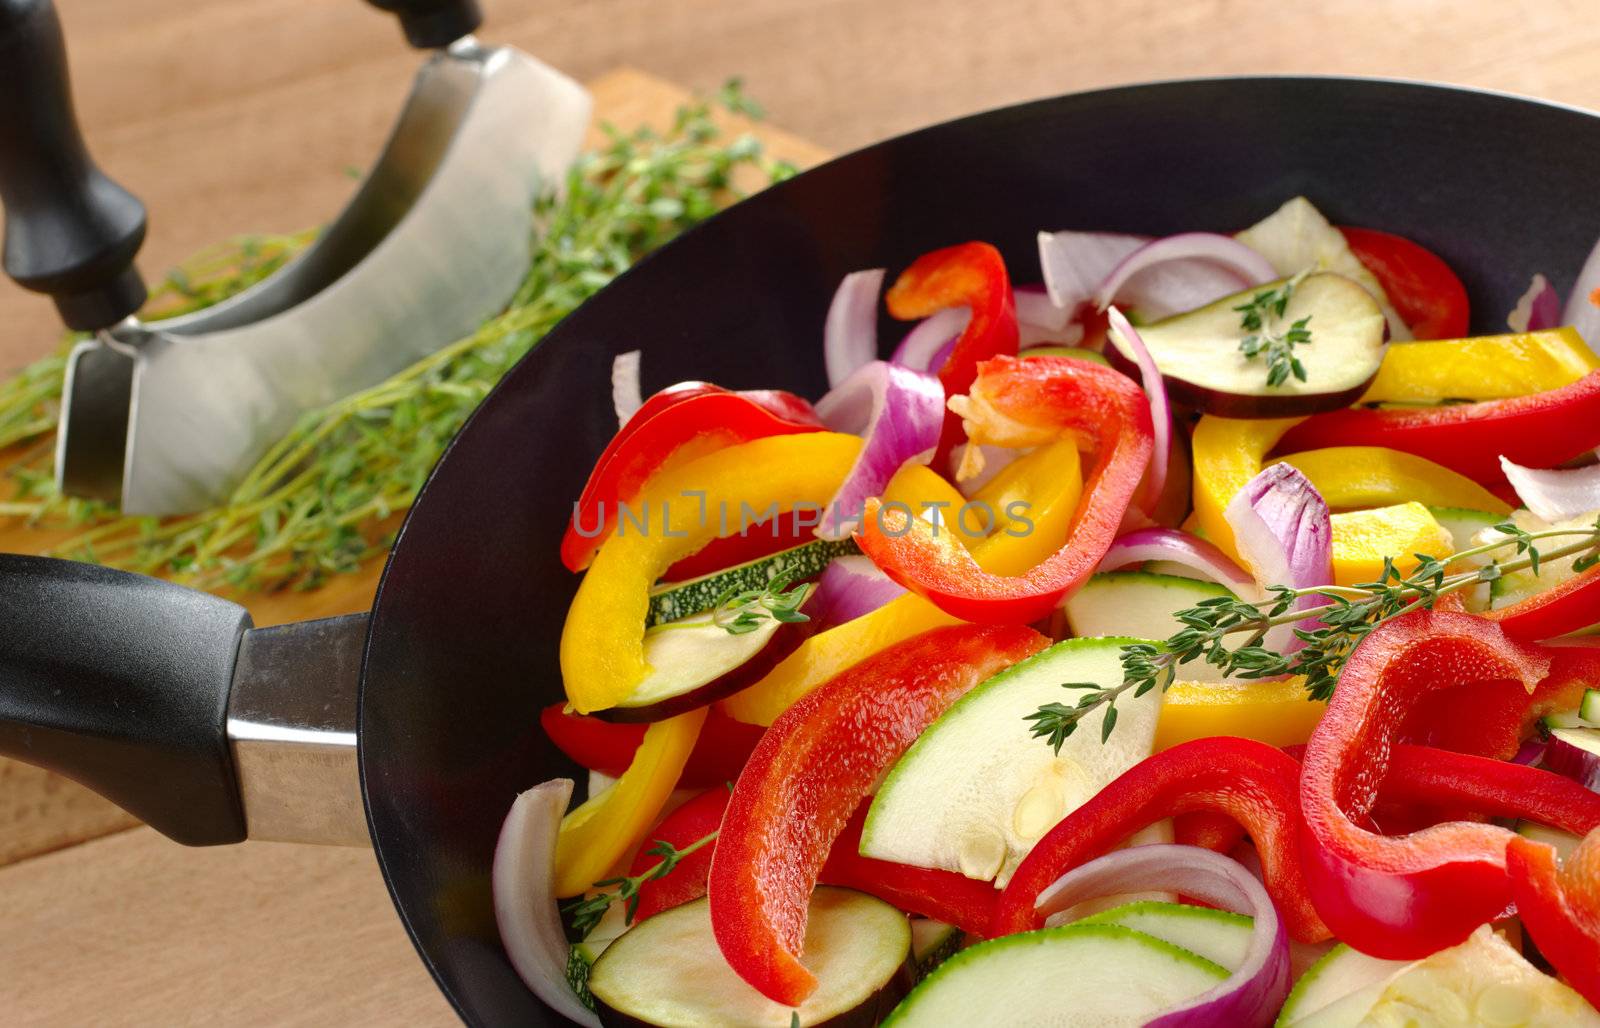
[[357, 77, 1600, 1024]]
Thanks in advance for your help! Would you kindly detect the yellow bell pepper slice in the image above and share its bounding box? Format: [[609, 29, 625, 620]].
[[561, 432, 863, 714], [553, 706, 706, 897], [1328, 500, 1455, 585], [1361, 327, 1600, 403], [722, 439, 1084, 725], [1154, 678, 1326, 751], [1271, 447, 1510, 516], [1192, 416, 1456, 585], [882, 464, 985, 549], [1191, 415, 1304, 559]]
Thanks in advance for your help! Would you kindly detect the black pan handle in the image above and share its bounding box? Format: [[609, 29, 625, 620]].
[[0, 0, 148, 331], [0, 555, 251, 845], [365, 0, 483, 49]]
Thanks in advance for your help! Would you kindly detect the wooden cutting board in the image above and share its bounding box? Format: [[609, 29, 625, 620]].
[[0, 68, 827, 1028]]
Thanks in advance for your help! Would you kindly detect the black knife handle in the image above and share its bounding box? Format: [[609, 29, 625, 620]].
[[0, 555, 251, 846], [365, 0, 483, 49], [0, 0, 147, 331]]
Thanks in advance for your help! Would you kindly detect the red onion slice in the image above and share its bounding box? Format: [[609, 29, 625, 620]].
[[493, 779, 601, 1027], [1037, 230, 1150, 310], [1098, 527, 1256, 594], [1014, 284, 1073, 331], [610, 350, 642, 428], [1035, 844, 1290, 1028], [814, 360, 944, 539], [892, 307, 969, 372], [1512, 737, 1549, 767], [1543, 728, 1600, 792], [1507, 273, 1562, 333], [1223, 463, 1333, 655], [1107, 307, 1170, 512], [1500, 454, 1600, 522], [824, 269, 886, 387], [1093, 233, 1277, 320], [1563, 233, 1600, 348], [813, 554, 908, 626]]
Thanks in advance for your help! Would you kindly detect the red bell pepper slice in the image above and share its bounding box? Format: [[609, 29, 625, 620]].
[[1174, 811, 1247, 854], [886, 242, 1020, 464], [707, 623, 1048, 1005], [1487, 565, 1600, 642], [1399, 639, 1600, 762], [561, 383, 823, 571], [818, 808, 999, 939], [1381, 745, 1600, 833], [1276, 371, 1600, 490], [1507, 829, 1600, 1009], [1340, 226, 1470, 340], [993, 736, 1329, 943], [856, 355, 1153, 624], [631, 785, 731, 921], [1299, 610, 1559, 959], [539, 702, 765, 788]]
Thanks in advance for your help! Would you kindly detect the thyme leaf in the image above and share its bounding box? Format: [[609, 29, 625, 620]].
[[1235, 271, 1313, 388]]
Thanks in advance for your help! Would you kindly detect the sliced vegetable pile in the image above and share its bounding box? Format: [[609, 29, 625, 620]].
[[496, 195, 1600, 1027]]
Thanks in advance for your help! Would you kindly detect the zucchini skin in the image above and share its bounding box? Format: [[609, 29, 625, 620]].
[[647, 538, 859, 627]]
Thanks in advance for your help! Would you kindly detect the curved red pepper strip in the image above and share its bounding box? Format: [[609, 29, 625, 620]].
[[708, 623, 1048, 1006], [856, 356, 1153, 624], [632, 786, 730, 922], [818, 808, 999, 939], [1383, 745, 1600, 834], [1299, 610, 1554, 959], [886, 242, 1019, 466], [1487, 564, 1600, 642], [1174, 810, 1247, 854], [1399, 639, 1600, 762], [992, 736, 1330, 943], [1507, 829, 1600, 1009], [1276, 370, 1600, 489], [560, 384, 822, 571]]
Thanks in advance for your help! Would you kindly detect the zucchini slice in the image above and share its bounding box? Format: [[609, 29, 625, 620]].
[[884, 923, 1227, 1027], [587, 888, 912, 1027], [648, 538, 857, 627]]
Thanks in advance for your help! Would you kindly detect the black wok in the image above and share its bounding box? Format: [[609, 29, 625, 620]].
[[4, 75, 1600, 1025]]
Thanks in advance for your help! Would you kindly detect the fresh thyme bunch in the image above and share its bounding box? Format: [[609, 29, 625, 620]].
[[1028, 516, 1600, 751], [0, 84, 790, 592]]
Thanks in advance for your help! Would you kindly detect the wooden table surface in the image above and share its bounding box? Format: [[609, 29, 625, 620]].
[[5, 0, 1600, 1023]]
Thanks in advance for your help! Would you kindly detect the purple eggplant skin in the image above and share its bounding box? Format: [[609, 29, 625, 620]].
[[594, 959, 914, 1028], [1103, 339, 1382, 419], [1542, 728, 1600, 792], [590, 619, 813, 724]]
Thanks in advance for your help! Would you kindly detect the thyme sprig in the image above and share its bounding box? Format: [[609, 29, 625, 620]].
[[562, 828, 719, 938], [1028, 518, 1600, 752], [711, 565, 812, 634], [1235, 271, 1313, 387], [650, 564, 812, 635], [0, 83, 792, 592]]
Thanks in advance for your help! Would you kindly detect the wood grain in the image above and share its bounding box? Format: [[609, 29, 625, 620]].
[[0, 828, 459, 1026]]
